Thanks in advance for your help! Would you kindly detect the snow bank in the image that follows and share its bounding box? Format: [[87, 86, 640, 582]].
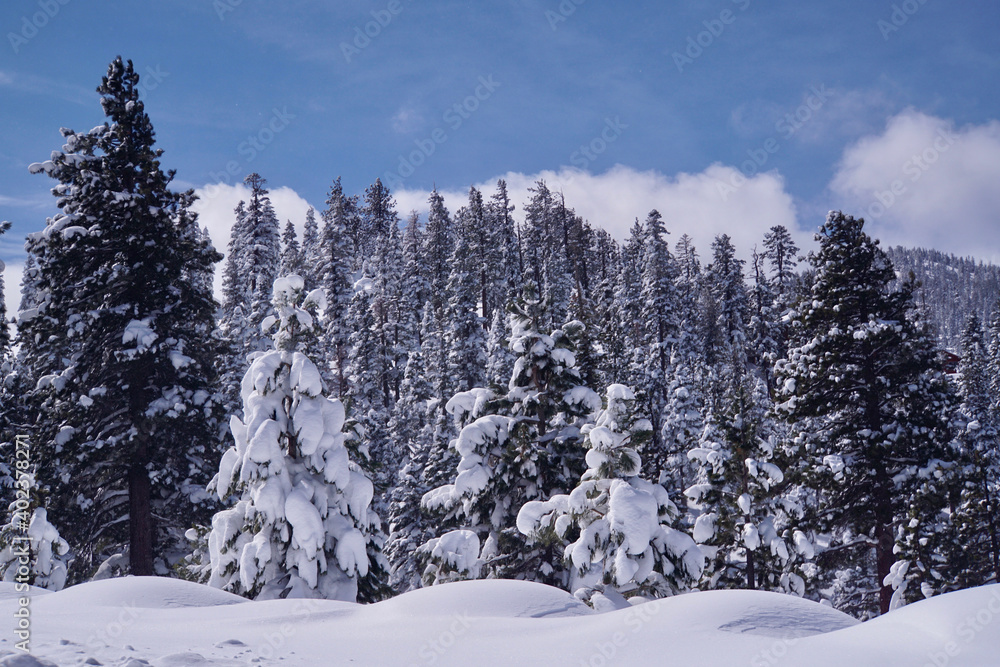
[[3, 577, 1000, 666], [376, 579, 593, 619], [19, 577, 246, 609]]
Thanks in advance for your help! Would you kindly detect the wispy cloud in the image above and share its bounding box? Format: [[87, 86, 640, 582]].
[[0, 193, 52, 209], [830, 110, 1000, 264], [0, 70, 95, 106], [393, 164, 807, 264], [191, 182, 317, 296]]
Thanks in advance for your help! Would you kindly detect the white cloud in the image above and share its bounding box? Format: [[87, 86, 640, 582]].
[[192, 183, 317, 295], [395, 164, 806, 264], [1, 184, 316, 323], [830, 110, 1000, 264]]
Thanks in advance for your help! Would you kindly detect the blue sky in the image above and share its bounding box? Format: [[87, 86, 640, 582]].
[[2, 0, 1000, 311]]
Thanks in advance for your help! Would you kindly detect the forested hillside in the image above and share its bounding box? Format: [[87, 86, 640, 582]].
[[886, 246, 1000, 350], [1, 58, 999, 624]]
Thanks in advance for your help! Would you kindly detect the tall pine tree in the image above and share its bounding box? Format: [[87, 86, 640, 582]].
[[775, 212, 956, 615], [23, 57, 222, 578]]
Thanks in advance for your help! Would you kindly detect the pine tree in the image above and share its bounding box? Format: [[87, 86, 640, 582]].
[[686, 372, 803, 592], [423, 189, 454, 320], [398, 210, 428, 359], [279, 219, 303, 277], [218, 175, 282, 415], [702, 234, 749, 387], [988, 302, 1000, 420], [517, 384, 703, 599], [587, 227, 621, 388], [445, 201, 486, 393], [761, 225, 799, 293], [521, 181, 573, 330], [417, 302, 459, 492], [421, 289, 601, 587], [658, 345, 703, 511], [207, 275, 386, 600], [360, 178, 397, 263], [300, 207, 322, 288], [384, 350, 436, 592], [657, 232, 705, 507], [566, 284, 600, 391], [241, 173, 282, 353], [761, 225, 801, 371], [373, 216, 406, 405], [320, 178, 357, 399], [485, 180, 521, 320], [616, 219, 645, 388], [221, 200, 249, 322], [949, 314, 1000, 586], [748, 248, 783, 393], [484, 308, 515, 389], [22, 57, 222, 579], [635, 210, 680, 484], [345, 271, 394, 514], [774, 211, 956, 615]]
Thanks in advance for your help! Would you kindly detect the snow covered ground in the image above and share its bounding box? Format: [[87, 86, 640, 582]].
[[1, 577, 999, 666]]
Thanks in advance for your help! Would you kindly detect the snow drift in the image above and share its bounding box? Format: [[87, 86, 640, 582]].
[[2, 577, 1000, 666]]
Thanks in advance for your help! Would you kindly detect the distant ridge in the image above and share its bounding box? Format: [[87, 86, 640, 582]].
[[885, 246, 1000, 350]]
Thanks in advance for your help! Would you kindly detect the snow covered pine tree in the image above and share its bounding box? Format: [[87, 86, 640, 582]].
[[775, 211, 956, 615], [421, 290, 601, 588], [207, 275, 387, 601], [517, 384, 703, 602], [22, 57, 221, 579]]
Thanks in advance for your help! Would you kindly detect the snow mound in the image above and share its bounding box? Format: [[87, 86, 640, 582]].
[[711, 592, 858, 637], [0, 584, 51, 601], [376, 579, 595, 618], [34, 576, 246, 609], [6, 577, 1000, 666]]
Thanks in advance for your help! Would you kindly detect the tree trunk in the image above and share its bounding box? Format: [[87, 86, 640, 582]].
[[873, 464, 895, 615], [128, 459, 154, 576], [984, 471, 1000, 582]]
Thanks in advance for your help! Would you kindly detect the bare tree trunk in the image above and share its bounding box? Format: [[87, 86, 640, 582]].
[[128, 456, 154, 576]]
